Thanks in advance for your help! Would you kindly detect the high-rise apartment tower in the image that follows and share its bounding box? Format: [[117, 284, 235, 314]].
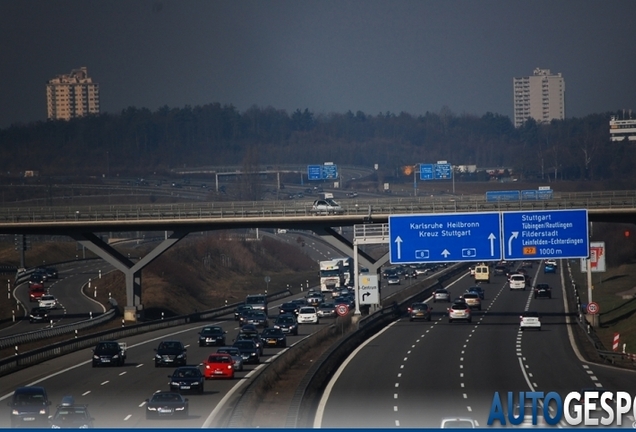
[[513, 68, 564, 128], [46, 67, 100, 121]]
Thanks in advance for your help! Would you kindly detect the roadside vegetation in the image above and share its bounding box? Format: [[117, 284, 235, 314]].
[[0, 232, 317, 325]]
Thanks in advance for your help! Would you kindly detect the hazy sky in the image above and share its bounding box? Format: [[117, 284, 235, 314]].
[[1, 0, 635, 128]]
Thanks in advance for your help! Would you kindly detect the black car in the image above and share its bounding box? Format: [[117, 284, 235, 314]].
[[242, 310, 269, 328], [232, 339, 260, 364], [92, 341, 126, 367], [408, 302, 432, 321], [493, 265, 508, 276], [274, 314, 299, 335], [145, 391, 189, 419], [260, 328, 287, 348], [168, 366, 205, 394], [155, 340, 187, 368], [235, 332, 264, 355], [279, 302, 299, 316], [198, 326, 227, 347], [467, 286, 485, 300], [534, 283, 552, 299], [42, 267, 59, 279], [49, 402, 94, 428], [29, 307, 49, 323], [8, 386, 52, 427], [234, 304, 253, 321]]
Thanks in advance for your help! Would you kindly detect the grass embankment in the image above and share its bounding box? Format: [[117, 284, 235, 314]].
[[570, 261, 636, 356], [0, 234, 317, 357]]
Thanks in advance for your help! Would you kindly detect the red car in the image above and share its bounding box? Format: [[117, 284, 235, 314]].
[[202, 354, 235, 379], [29, 283, 45, 303]]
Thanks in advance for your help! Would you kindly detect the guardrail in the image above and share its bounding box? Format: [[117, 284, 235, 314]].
[[0, 191, 636, 223], [0, 288, 293, 378]]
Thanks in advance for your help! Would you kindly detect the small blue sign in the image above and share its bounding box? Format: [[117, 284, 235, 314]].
[[420, 164, 434, 180], [307, 165, 322, 180], [389, 212, 502, 264], [521, 190, 538, 200], [537, 189, 553, 200], [502, 209, 589, 260], [486, 190, 520, 202], [434, 163, 452, 180], [322, 164, 338, 179]]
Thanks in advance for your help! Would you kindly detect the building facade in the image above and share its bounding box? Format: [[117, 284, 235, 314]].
[[609, 116, 636, 142], [513, 68, 565, 128], [46, 67, 100, 121]]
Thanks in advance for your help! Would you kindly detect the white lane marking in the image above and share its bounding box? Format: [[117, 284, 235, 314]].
[[397, 373, 402, 378], [138, 401, 146, 407], [100, 381, 109, 386], [395, 383, 399, 388], [463, 394, 467, 399], [394, 406, 398, 412], [394, 394, 398, 399], [124, 414, 132, 421], [119, 371, 126, 376], [136, 364, 143, 368], [82, 391, 90, 396], [395, 420, 400, 426], [467, 406, 472, 412]]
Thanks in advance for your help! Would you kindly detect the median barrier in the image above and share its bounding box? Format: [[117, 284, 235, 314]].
[[0, 288, 293, 377]]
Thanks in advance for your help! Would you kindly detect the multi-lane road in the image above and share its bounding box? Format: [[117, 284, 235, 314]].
[[315, 261, 636, 428]]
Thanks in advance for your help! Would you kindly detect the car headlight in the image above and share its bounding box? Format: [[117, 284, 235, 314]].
[[11, 409, 19, 415], [250, 353, 256, 356], [113, 354, 119, 359], [39, 408, 47, 415], [155, 354, 161, 359], [147, 407, 157, 411], [177, 354, 185, 358], [93, 355, 99, 359]]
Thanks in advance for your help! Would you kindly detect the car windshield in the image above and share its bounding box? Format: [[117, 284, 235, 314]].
[[299, 308, 315, 313], [151, 393, 181, 402], [277, 316, 295, 323], [217, 348, 239, 355], [174, 368, 199, 378], [209, 355, 231, 363], [96, 342, 119, 352], [54, 407, 88, 420], [452, 304, 468, 310], [159, 341, 182, 350], [202, 327, 222, 334], [523, 312, 539, 317], [14, 393, 45, 405], [234, 341, 254, 348]]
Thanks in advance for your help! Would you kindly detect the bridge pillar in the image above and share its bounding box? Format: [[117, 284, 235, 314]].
[[70, 230, 188, 322]]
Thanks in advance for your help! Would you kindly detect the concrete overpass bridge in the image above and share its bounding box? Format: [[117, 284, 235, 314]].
[[0, 190, 635, 321]]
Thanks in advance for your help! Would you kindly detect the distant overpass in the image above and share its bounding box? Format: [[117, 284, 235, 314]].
[[1, 190, 635, 321]]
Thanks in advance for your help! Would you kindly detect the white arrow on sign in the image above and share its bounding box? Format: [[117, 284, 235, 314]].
[[394, 236, 403, 260], [508, 231, 519, 256], [488, 233, 496, 256], [441, 249, 451, 258]]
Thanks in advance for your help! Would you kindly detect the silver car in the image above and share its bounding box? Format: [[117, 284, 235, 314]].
[[433, 289, 451, 303], [310, 199, 344, 215], [317, 302, 336, 318], [216, 346, 244, 371]]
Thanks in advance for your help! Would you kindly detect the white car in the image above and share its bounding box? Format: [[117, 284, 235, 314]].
[[38, 294, 57, 309], [520, 311, 541, 330], [544, 259, 558, 267], [297, 306, 319, 324], [509, 274, 526, 290], [441, 417, 477, 428], [310, 199, 344, 215]]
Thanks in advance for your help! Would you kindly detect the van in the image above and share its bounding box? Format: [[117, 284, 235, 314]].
[[473, 264, 490, 283], [245, 294, 268, 316]]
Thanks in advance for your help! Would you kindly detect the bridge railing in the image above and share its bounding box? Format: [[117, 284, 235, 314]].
[[0, 191, 634, 223]]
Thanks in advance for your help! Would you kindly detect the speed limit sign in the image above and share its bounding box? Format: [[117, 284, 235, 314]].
[[336, 304, 349, 316], [586, 302, 600, 315]]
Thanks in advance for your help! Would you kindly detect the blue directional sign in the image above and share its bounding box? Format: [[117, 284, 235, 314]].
[[322, 164, 338, 179], [434, 163, 452, 179], [536, 189, 553, 200], [389, 212, 502, 264], [307, 165, 322, 180], [486, 190, 520, 202], [420, 164, 434, 180], [521, 190, 538, 200], [502, 209, 589, 260]]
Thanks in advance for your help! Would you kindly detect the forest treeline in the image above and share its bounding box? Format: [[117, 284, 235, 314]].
[[0, 104, 632, 181]]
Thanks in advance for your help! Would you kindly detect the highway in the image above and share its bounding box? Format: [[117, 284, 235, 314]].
[[2, 261, 113, 336], [315, 261, 636, 428]]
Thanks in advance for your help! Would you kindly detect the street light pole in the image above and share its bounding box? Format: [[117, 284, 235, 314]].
[[413, 164, 418, 197]]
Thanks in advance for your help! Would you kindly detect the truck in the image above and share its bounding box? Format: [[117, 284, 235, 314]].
[[331, 257, 354, 287], [319, 259, 345, 294]]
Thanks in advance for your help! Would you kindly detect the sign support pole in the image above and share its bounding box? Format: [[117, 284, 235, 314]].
[[353, 242, 361, 315], [587, 257, 593, 304]]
